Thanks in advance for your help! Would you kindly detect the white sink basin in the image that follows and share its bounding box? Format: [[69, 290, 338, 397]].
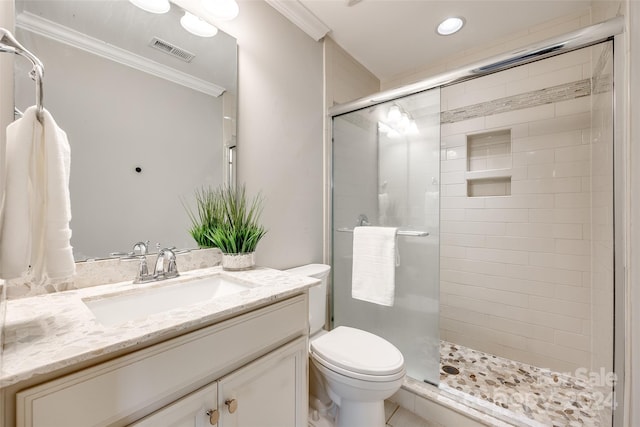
[[83, 275, 254, 327]]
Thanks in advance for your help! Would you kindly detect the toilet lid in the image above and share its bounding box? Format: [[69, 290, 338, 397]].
[[310, 326, 404, 376]]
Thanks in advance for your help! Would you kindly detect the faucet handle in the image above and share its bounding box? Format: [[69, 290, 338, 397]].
[[163, 248, 179, 279], [133, 256, 152, 284], [166, 257, 179, 279]]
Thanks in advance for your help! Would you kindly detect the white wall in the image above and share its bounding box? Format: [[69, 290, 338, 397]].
[[214, 1, 324, 269]]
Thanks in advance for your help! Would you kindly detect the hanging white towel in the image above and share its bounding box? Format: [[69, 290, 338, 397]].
[[351, 226, 398, 306], [0, 106, 75, 283]]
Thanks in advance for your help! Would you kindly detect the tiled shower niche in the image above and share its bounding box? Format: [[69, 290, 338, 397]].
[[465, 129, 512, 197]]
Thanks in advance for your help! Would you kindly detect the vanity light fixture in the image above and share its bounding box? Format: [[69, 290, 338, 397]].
[[201, 0, 240, 21], [180, 11, 219, 37], [128, 0, 170, 14], [436, 17, 465, 36], [130, 0, 236, 38]]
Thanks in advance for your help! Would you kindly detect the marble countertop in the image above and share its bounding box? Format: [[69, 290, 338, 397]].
[[1, 266, 319, 388]]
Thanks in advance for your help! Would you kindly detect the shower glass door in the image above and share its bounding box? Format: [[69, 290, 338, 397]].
[[331, 88, 440, 384]]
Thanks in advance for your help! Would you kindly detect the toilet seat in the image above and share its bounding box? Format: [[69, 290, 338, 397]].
[[310, 326, 405, 382], [311, 353, 406, 383]]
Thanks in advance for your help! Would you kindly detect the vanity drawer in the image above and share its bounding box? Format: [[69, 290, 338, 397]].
[[16, 294, 308, 427]]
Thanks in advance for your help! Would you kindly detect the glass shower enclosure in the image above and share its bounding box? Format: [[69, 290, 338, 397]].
[[331, 88, 441, 384]]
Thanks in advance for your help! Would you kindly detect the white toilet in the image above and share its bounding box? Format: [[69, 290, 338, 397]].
[[286, 264, 406, 427]]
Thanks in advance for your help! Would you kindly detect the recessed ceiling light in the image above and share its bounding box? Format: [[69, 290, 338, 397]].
[[437, 17, 465, 36]]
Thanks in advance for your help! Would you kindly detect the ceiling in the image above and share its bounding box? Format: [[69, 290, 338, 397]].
[[295, 0, 594, 82]]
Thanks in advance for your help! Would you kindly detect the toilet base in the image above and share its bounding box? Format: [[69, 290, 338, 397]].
[[308, 408, 334, 427], [336, 400, 385, 427]]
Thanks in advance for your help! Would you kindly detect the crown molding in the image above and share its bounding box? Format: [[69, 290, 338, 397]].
[[265, 0, 330, 42], [16, 11, 226, 97]]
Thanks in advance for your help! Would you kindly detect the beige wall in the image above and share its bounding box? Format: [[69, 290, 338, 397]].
[[324, 36, 379, 107], [207, 1, 326, 269]]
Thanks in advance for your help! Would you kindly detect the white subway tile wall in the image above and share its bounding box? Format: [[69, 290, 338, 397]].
[[439, 45, 613, 374]]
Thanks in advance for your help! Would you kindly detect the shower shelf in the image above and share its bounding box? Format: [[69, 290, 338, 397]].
[[336, 228, 429, 237], [465, 169, 512, 180]]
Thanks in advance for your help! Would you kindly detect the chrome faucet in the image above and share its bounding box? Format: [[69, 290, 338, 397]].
[[133, 246, 179, 284], [153, 247, 179, 280]]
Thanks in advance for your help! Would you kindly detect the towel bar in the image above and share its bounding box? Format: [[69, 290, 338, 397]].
[[0, 28, 44, 123], [337, 227, 429, 237]]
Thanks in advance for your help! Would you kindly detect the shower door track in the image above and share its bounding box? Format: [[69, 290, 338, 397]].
[[328, 16, 624, 118]]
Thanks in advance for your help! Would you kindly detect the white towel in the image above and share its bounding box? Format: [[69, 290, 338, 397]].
[[0, 106, 75, 283], [351, 226, 398, 306]]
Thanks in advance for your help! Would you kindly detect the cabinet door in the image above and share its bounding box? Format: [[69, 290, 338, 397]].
[[130, 382, 218, 427], [218, 337, 308, 427]]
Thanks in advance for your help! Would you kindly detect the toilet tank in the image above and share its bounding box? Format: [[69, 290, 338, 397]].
[[285, 264, 331, 335]]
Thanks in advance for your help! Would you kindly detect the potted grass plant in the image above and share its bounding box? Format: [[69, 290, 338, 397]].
[[184, 186, 223, 249], [206, 184, 267, 271]]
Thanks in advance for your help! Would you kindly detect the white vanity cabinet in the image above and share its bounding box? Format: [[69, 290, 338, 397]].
[[133, 337, 307, 427], [217, 337, 307, 427], [131, 382, 219, 427], [14, 294, 309, 427]]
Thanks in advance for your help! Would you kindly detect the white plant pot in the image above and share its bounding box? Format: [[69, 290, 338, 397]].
[[221, 252, 255, 271]]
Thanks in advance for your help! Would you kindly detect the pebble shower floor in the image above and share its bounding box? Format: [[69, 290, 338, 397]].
[[439, 342, 613, 427]]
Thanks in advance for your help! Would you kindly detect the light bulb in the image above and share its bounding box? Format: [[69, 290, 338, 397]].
[[202, 0, 239, 21], [387, 105, 402, 123], [129, 0, 170, 14], [180, 12, 218, 37]]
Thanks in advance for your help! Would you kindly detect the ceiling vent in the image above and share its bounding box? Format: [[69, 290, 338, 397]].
[[148, 37, 195, 62]]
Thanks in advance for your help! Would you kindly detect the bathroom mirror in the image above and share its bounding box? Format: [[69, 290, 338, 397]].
[[13, 0, 237, 261]]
